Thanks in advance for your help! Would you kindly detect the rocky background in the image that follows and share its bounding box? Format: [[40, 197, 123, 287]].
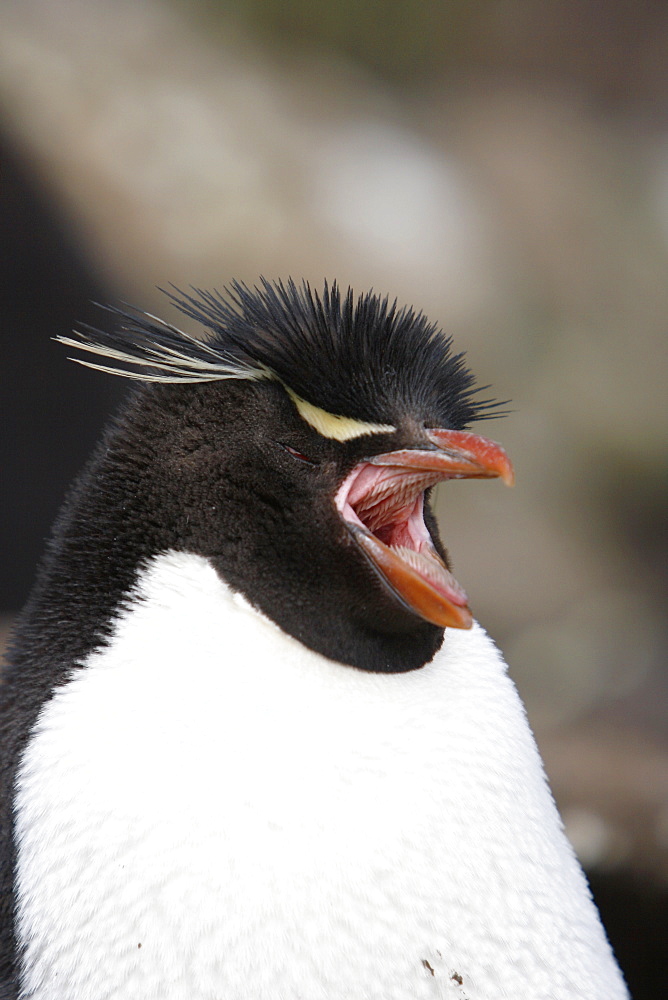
[[1, 0, 666, 993]]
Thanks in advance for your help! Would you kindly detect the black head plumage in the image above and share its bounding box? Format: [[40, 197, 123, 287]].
[[59, 279, 505, 430]]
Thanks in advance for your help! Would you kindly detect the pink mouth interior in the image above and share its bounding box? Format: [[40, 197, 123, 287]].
[[335, 463, 469, 607]]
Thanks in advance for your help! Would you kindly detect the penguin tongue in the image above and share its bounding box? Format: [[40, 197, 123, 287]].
[[334, 429, 514, 629]]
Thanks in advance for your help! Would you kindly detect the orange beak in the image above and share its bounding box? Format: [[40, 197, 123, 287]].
[[336, 429, 514, 629]]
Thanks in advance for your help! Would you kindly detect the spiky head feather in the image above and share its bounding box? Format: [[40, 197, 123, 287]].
[[58, 279, 504, 429]]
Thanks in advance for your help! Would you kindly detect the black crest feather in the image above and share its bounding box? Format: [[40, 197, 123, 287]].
[[59, 278, 506, 428]]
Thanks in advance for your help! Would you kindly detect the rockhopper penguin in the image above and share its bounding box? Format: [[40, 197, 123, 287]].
[[0, 280, 628, 999]]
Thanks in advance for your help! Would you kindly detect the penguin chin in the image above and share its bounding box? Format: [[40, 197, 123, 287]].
[[335, 461, 472, 629]]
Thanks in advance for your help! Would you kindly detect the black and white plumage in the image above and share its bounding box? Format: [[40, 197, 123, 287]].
[[0, 280, 627, 999]]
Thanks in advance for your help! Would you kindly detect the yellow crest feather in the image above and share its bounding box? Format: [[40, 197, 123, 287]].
[[286, 389, 395, 442]]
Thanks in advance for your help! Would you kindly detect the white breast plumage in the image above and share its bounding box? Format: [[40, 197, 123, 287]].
[[15, 550, 627, 1000]]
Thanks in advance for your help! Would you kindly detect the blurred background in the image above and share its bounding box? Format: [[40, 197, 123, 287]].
[[1, 0, 666, 992]]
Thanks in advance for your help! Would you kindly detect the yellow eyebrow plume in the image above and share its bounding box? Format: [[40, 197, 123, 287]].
[[286, 388, 396, 442]]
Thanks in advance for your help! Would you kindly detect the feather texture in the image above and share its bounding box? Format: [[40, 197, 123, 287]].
[[58, 279, 507, 430]]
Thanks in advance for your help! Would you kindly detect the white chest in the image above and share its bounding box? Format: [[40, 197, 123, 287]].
[[15, 552, 627, 1000]]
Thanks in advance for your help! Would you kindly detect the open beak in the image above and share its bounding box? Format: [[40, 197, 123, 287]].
[[335, 428, 514, 629]]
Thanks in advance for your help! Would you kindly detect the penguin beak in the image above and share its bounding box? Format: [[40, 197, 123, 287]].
[[335, 429, 514, 629]]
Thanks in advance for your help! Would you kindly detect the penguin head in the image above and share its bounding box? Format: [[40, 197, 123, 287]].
[[60, 280, 512, 672]]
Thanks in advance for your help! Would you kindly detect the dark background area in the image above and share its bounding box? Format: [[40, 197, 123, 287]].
[[1, 135, 125, 609]]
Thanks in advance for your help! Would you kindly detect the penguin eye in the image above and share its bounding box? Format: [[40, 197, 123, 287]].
[[279, 442, 318, 465]]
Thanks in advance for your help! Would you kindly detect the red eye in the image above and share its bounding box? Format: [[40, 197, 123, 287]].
[[280, 443, 316, 464]]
